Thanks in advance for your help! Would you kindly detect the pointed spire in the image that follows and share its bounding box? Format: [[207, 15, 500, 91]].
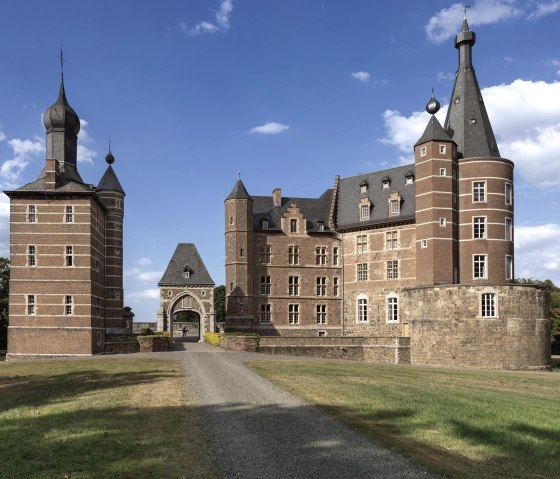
[[226, 177, 252, 201], [443, 20, 500, 158], [106, 137, 115, 164]]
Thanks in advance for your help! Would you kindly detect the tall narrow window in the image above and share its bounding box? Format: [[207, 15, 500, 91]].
[[261, 219, 269, 230], [315, 246, 326, 265], [65, 205, 74, 223], [390, 200, 399, 216], [356, 235, 367, 253], [387, 260, 399, 279], [358, 297, 368, 322], [357, 263, 368, 281], [385, 231, 397, 250], [360, 204, 370, 220], [260, 245, 272, 264], [27, 295, 35, 315], [28, 245, 36, 267], [505, 255, 513, 280], [474, 255, 487, 279], [387, 296, 398, 323], [288, 276, 299, 296], [287, 245, 300, 265], [288, 304, 299, 324], [333, 247, 339, 266], [505, 218, 513, 241], [473, 181, 486, 202], [27, 205, 36, 223], [505, 182, 513, 205], [260, 276, 271, 295], [473, 217, 486, 239], [481, 293, 496, 317], [316, 305, 326, 324], [65, 246, 74, 267], [333, 277, 339, 297], [65, 295, 73, 315], [290, 219, 297, 233], [316, 277, 326, 296], [260, 304, 271, 324]]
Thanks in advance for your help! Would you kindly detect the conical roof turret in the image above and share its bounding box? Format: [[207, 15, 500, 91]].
[[415, 92, 454, 146], [97, 148, 125, 194], [226, 177, 252, 201]]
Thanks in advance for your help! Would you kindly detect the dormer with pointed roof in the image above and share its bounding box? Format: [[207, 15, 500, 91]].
[[444, 18, 500, 159]]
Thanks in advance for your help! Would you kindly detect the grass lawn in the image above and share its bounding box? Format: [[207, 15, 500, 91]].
[[0, 358, 218, 479], [248, 360, 560, 479]]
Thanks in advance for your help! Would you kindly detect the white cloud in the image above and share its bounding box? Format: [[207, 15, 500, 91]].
[[426, 0, 522, 43], [515, 224, 560, 280], [528, 1, 560, 20], [379, 79, 560, 188], [0, 193, 9, 257], [8, 137, 44, 156], [77, 119, 97, 164], [127, 289, 160, 300], [135, 257, 153, 266], [351, 71, 371, 83], [437, 72, 455, 82], [188, 0, 233, 35], [250, 122, 290, 135], [0, 132, 6, 141], [0, 137, 45, 184], [125, 267, 163, 283]]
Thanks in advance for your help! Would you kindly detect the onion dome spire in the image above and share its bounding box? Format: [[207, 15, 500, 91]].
[[426, 89, 441, 115], [106, 139, 115, 164]]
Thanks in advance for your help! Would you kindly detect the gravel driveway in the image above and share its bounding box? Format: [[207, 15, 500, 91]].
[[174, 341, 431, 479]]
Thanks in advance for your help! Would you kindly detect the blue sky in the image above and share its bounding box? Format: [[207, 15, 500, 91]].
[[0, 0, 559, 322]]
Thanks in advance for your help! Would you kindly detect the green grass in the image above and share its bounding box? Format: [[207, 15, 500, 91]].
[[247, 360, 560, 479], [0, 358, 218, 479]]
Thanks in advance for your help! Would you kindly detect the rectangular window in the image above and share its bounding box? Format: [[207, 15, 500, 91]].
[[27, 205, 36, 223], [439, 145, 446, 154], [315, 246, 326, 265], [505, 218, 513, 241], [28, 245, 36, 267], [316, 277, 326, 296], [65, 205, 74, 223], [260, 276, 271, 295], [65, 246, 74, 267], [333, 277, 339, 297], [387, 260, 399, 279], [505, 182, 513, 205], [473, 217, 486, 239], [386, 231, 398, 250], [316, 304, 326, 324], [27, 295, 35, 315], [356, 235, 367, 253], [390, 200, 399, 216], [290, 219, 297, 233], [260, 304, 271, 324], [481, 293, 496, 317], [65, 295, 73, 315], [505, 255, 513, 280], [260, 245, 272, 264], [287, 245, 299, 265], [474, 255, 487, 279], [439, 218, 446, 227], [288, 304, 299, 324], [387, 297, 398, 323], [421, 239, 428, 248], [439, 168, 446, 176], [288, 276, 299, 296], [333, 246, 339, 266], [360, 204, 369, 220], [358, 298, 368, 322], [420, 147, 426, 157], [473, 181, 486, 202], [357, 263, 368, 281], [261, 219, 269, 230]]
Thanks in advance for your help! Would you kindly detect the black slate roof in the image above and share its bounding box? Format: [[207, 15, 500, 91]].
[[7, 164, 91, 194], [226, 179, 252, 201], [97, 165, 125, 194], [415, 115, 454, 146], [252, 189, 334, 233], [158, 243, 215, 286], [336, 164, 416, 230]]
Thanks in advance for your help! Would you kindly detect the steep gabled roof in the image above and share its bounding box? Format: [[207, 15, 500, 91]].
[[415, 115, 454, 146], [97, 165, 125, 194], [158, 243, 215, 286], [226, 178, 252, 201]]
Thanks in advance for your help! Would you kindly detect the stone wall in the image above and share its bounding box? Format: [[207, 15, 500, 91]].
[[258, 336, 410, 364], [220, 335, 259, 352], [137, 336, 170, 353], [404, 284, 550, 369]]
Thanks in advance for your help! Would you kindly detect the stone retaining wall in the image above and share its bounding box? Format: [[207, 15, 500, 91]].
[[220, 335, 259, 352], [137, 336, 170, 353]]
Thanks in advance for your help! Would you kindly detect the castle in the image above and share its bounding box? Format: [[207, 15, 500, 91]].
[[5, 74, 130, 359], [224, 20, 550, 368]]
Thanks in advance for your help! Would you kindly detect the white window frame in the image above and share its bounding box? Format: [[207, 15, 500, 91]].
[[439, 217, 446, 227], [260, 244, 272, 264], [505, 218, 513, 242], [28, 245, 36, 267], [505, 182, 513, 205], [288, 245, 299, 265], [505, 255, 513, 280], [357, 263, 368, 281], [288, 304, 299, 324], [315, 246, 327, 265], [262, 219, 269, 230], [421, 239, 428, 248], [386, 293, 399, 323], [27, 205, 36, 223], [387, 260, 399, 280], [27, 294, 36, 315], [472, 181, 486, 203], [316, 304, 327, 324], [480, 291, 497, 318], [357, 294, 368, 323], [333, 246, 339, 266], [420, 147, 426, 157], [360, 204, 370, 220], [290, 218, 297, 233], [316, 277, 327, 296], [473, 254, 487, 279], [65, 205, 74, 224], [439, 168, 446, 176], [260, 304, 271, 324], [65, 295, 73, 315], [390, 200, 399, 216], [356, 235, 367, 253], [333, 277, 339, 297], [439, 145, 446, 154], [288, 276, 299, 296], [473, 217, 486, 239], [65, 245, 74, 267], [260, 276, 271, 295], [386, 231, 398, 250]]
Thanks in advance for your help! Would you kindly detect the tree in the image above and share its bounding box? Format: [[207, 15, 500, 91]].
[[214, 285, 225, 323], [0, 257, 9, 350], [516, 278, 560, 354]]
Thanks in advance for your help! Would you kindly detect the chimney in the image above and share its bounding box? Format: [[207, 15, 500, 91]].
[[45, 159, 59, 190], [273, 188, 282, 207]]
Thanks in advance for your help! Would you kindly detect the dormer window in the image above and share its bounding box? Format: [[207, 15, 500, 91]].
[[382, 177, 390, 189], [359, 181, 368, 195], [405, 172, 414, 185], [390, 200, 399, 215], [360, 204, 369, 220], [388, 192, 401, 216], [317, 221, 324, 232], [261, 219, 269, 230], [183, 267, 191, 279]]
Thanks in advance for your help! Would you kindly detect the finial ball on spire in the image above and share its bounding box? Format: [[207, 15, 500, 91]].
[[426, 90, 441, 115]]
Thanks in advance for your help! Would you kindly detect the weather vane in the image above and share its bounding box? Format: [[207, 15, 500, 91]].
[[60, 44, 64, 81], [464, 4, 471, 18]]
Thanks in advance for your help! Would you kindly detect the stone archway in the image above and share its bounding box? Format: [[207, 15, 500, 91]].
[[166, 291, 213, 342]]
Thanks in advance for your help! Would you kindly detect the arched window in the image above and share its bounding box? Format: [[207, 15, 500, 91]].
[[357, 293, 368, 323], [386, 292, 399, 323]]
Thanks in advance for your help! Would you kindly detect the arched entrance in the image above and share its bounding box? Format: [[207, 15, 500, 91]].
[[172, 310, 201, 342], [166, 291, 213, 342]]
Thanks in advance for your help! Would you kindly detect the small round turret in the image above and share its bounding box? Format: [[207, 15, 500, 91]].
[[426, 90, 440, 115]]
